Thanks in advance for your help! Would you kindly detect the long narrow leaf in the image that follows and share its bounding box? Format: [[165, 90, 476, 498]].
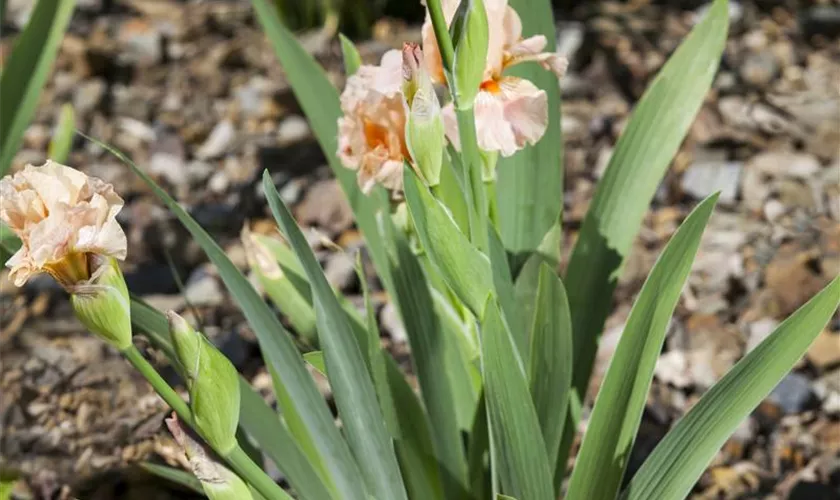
[[496, 0, 562, 271], [263, 171, 408, 500], [528, 262, 572, 477], [381, 212, 469, 496], [560, 0, 729, 472], [566, 194, 718, 500], [48, 103, 75, 163], [0, 0, 76, 175], [404, 168, 492, 316], [481, 298, 554, 500], [130, 298, 333, 500], [623, 275, 840, 500], [97, 139, 361, 499]]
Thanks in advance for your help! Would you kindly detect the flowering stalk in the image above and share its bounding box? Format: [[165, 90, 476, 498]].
[[426, 0, 489, 249], [122, 344, 288, 500]]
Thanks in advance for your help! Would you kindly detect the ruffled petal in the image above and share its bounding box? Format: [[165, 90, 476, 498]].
[[503, 35, 569, 78], [474, 89, 518, 157], [499, 77, 548, 149]]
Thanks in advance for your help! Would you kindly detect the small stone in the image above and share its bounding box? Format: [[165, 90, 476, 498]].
[[149, 152, 186, 189], [380, 302, 406, 343], [681, 160, 742, 206], [279, 178, 305, 205], [807, 330, 840, 370], [655, 350, 693, 389], [277, 116, 311, 146], [295, 179, 354, 234], [195, 120, 236, 160], [763, 199, 786, 222], [117, 18, 163, 65], [72, 79, 106, 115], [184, 268, 224, 307], [746, 318, 778, 353], [324, 252, 358, 291], [208, 171, 230, 194], [768, 373, 815, 414], [740, 51, 778, 87], [186, 160, 215, 184]]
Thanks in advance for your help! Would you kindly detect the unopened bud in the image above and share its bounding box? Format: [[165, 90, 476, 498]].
[[402, 43, 445, 186], [69, 256, 132, 350], [450, 0, 488, 108], [168, 311, 240, 455], [241, 226, 317, 343], [166, 414, 253, 500]]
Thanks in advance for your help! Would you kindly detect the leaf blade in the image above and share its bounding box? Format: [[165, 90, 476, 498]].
[[623, 276, 840, 500], [0, 0, 77, 175], [528, 262, 573, 476], [561, 0, 729, 470], [565, 194, 718, 500], [482, 298, 554, 500], [264, 172, 408, 500]]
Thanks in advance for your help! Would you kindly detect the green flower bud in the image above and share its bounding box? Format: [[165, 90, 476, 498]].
[[165, 414, 253, 500], [450, 0, 488, 108], [168, 311, 241, 455], [241, 226, 317, 344], [403, 43, 445, 187], [69, 256, 132, 351]]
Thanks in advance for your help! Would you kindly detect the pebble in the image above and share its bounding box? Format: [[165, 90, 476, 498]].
[[184, 268, 224, 307], [740, 51, 778, 87], [195, 120, 236, 160], [380, 302, 406, 343], [807, 330, 840, 370], [72, 79, 107, 115], [295, 179, 354, 235], [277, 116, 311, 146], [769, 373, 816, 414], [324, 252, 358, 291], [746, 318, 778, 353], [680, 160, 742, 206]]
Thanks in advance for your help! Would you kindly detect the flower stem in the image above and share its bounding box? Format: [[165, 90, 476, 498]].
[[455, 106, 488, 251], [121, 344, 289, 500], [426, 0, 455, 74], [225, 445, 294, 500]]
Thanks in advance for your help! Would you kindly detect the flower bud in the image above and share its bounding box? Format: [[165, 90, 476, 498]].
[[166, 414, 253, 500], [402, 43, 445, 186], [241, 226, 317, 344], [168, 311, 240, 455], [69, 256, 132, 351], [450, 0, 489, 108]]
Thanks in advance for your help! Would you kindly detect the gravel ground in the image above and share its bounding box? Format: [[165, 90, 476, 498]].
[[1, 0, 838, 498]]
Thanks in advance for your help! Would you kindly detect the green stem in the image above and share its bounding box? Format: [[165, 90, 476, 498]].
[[426, 0, 455, 73], [455, 106, 488, 251], [226, 445, 294, 500], [121, 345, 289, 500], [484, 178, 498, 227], [122, 345, 193, 424]]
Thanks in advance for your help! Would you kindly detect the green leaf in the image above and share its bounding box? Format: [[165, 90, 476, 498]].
[[481, 298, 553, 500], [339, 33, 362, 76], [0, 223, 21, 265], [264, 171, 408, 500], [129, 298, 334, 500], [561, 0, 729, 468], [404, 167, 492, 316], [303, 351, 326, 375], [0, 0, 77, 175], [528, 262, 572, 476], [357, 242, 444, 500], [97, 139, 360, 500], [250, 0, 395, 295], [380, 212, 469, 495], [496, 0, 562, 271], [138, 463, 203, 495], [566, 194, 718, 500], [48, 103, 75, 163], [622, 275, 840, 500], [487, 224, 524, 360]]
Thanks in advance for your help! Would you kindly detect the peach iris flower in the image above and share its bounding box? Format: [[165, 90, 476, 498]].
[[0, 161, 127, 288], [422, 0, 569, 156], [337, 50, 410, 194]]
